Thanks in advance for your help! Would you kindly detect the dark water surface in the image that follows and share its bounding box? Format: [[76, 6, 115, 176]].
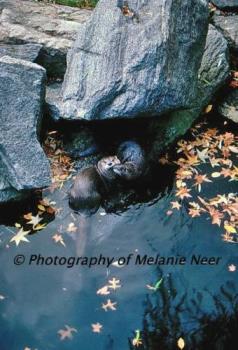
[[0, 119, 238, 350]]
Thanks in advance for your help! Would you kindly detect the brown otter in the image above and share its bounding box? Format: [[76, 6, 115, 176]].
[[112, 141, 146, 180], [69, 156, 120, 215], [69, 141, 146, 214]]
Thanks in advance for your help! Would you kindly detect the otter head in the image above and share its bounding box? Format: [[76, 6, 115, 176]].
[[97, 156, 121, 181]]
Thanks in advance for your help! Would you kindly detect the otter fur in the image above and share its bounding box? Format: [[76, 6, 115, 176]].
[[69, 156, 120, 214], [112, 141, 146, 180]]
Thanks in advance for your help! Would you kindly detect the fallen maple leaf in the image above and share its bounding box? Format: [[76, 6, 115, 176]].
[[67, 223, 77, 233], [171, 201, 181, 210], [27, 214, 43, 229], [58, 325, 77, 340], [228, 264, 236, 272], [188, 208, 201, 218], [132, 330, 143, 347], [176, 187, 192, 200], [92, 323, 103, 333], [108, 278, 121, 290], [224, 224, 237, 234], [23, 213, 32, 220], [102, 299, 117, 312], [10, 228, 31, 246], [208, 208, 224, 226], [194, 174, 211, 192], [52, 233, 66, 247], [97, 286, 110, 296]]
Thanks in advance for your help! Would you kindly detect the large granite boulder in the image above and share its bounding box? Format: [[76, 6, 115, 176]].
[[60, 0, 208, 121], [218, 89, 238, 123], [0, 0, 91, 77], [149, 25, 230, 158], [213, 15, 238, 51], [0, 43, 43, 62], [212, 0, 238, 9], [0, 56, 51, 203]]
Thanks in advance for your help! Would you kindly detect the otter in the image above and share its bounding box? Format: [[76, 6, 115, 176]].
[[112, 141, 146, 181], [69, 156, 120, 215], [69, 141, 146, 214]]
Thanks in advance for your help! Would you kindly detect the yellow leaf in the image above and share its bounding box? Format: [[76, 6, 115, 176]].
[[15, 223, 21, 228], [38, 204, 46, 211], [34, 223, 47, 231], [177, 337, 185, 349], [229, 146, 238, 154], [224, 225, 237, 234], [205, 104, 213, 113], [176, 180, 186, 188], [211, 172, 221, 178]]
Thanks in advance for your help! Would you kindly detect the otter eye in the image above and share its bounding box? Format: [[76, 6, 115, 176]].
[[108, 162, 113, 167]]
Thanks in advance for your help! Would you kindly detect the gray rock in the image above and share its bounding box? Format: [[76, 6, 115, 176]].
[[0, 43, 42, 62], [0, 56, 51, 203], [61, 0, 208, 121], [218, 89, 238, 123], [212, 0, 238, 9], [0, 0, 92, 77], [45, 82, 62, 120], [149, 25, 230, 158], [213, 15, 238, 51]]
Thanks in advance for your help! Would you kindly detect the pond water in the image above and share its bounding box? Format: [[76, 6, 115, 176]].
[[0, 116, 238, 350]]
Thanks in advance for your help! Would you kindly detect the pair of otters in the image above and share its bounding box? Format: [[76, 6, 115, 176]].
[[69, 141, 146, 214]]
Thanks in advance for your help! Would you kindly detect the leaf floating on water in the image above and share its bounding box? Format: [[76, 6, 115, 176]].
[[146, 277, 163, 291], [23, 212, 32, 220], [108, 277, 121, 290], [171, 201, 181, 210], [146, 284, 156, 291], [102, 299, 117, 312], [228, 264, 236, 272], [37, 204, 46, 212], [67, 222, 77, 233], [176, 180, 186, 189], [91, 322, 103, 333], [204, 104, 213, 113], [112, 260, 124, 268], [177, 337, 185, 349], [97, 286, 110, 296], [52, 233, 66, 247], [197, 148, 209, 162], [224, 225, 237, 234], [14, 223, 21, 228], [211, 172, 221, 178], [27, 214, 43, 229], [33, 223, 47, 231], [154, 277, 163, 291], [229, 146, 238, 154], [58, 325, 78, 341], [176, 187, 192, 200], [10, 228, 31, 246], [132, 330, 143, 347]]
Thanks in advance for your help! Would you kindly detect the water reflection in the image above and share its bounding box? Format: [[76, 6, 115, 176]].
[[0, 184, 238, 350], [0, 123, 238, 349], [135, 276, 238, 350]]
